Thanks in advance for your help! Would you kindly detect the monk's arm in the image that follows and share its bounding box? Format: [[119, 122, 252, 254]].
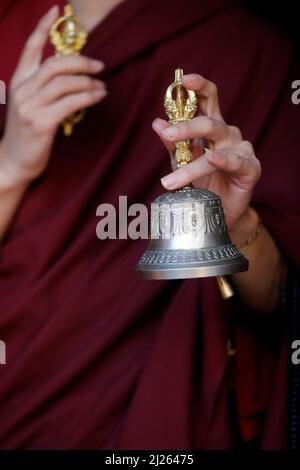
[[0, 154, 29, 242], [0, 9, 106, 244], [229, 206, 282, 313]]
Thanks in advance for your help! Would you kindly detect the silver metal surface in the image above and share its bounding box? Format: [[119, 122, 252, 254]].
[[136, 187, 248, 280]]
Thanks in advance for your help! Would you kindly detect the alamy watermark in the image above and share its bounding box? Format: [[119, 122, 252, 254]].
[[96, 196, 149, 240], [95, 196, 206, 241], [291, 340, 300, 365], [291, 80, 300, 105]]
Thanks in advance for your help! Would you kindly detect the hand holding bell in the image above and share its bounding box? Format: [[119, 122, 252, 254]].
[[137, 69, 249, 299]]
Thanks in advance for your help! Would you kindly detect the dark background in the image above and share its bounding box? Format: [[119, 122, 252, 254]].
[[244, 1, 300, 53]]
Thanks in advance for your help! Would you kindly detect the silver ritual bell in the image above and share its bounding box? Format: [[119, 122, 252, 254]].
[[136, 69, 248, 298]]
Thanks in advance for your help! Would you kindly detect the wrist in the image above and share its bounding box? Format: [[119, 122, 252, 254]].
[[0, 143, 32, 192], [228, 207, 261, 248]]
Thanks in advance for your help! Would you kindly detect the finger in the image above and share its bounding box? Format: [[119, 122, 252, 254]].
[[182, 73, 224, 121], [161, 149, 216, 190], [160, 148, 261, 191], [152, 118, 175, 152], [26, 75, 106, 108], [153, 118, 205, 168], [152, 118, 177, 170], [206, 150, 261, 184], [160, 115, 235, 145], [12, 6, 59, 87], [40, 89, 107, 130], [236, 140, 255, 158], [191, 141, 205, 160], [19, 56, 105, 101]]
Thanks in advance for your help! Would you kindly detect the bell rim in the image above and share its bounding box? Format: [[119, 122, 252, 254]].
[[136, 256, 248, 280]]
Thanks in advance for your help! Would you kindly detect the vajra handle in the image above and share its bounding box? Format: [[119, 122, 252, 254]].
[[49, 4, 88, 136], [164, 68, 197, 167]]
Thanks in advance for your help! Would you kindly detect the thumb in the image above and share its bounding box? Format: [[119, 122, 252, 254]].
[[12, 5, 59, 87]]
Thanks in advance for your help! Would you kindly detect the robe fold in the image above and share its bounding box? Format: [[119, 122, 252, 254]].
[[0, 0, 299, 450]]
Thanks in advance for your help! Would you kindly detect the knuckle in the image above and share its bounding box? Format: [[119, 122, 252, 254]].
[[240, 140, 254, 156], [228, 125, 242, 140], [234, 153, 243, 163]]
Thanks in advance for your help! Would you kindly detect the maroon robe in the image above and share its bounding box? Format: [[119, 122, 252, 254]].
[[0, 0, 299, 449]]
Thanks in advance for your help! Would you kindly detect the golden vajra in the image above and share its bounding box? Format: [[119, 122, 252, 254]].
[[164, 68, 197, 167], [49, 4, 88, 136]]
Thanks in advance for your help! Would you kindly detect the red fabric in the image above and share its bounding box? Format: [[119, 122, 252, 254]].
[[0, 0, 299, 449]]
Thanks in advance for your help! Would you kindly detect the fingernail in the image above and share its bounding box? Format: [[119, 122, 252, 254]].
[[47, 5, 59, 19], [161, 127, 178, 139], [161, 172, 180, 189], [91, 60, 105, 71]]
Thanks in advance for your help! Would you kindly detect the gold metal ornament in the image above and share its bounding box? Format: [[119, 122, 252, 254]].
[[49, 4, 88, 136], [164, 68, 197, 166], [136, 69, 248, 299]]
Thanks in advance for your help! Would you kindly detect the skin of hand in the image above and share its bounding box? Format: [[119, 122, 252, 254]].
[[0, 5, 107, 188], [152, 73, 262, 242]]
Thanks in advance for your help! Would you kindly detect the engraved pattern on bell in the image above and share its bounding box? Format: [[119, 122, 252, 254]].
[[136, 188, 248, 280], [139, 245, 241, 265]]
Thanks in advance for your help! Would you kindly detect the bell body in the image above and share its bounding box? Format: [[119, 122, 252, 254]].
[[136, 187, 248, 280]]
